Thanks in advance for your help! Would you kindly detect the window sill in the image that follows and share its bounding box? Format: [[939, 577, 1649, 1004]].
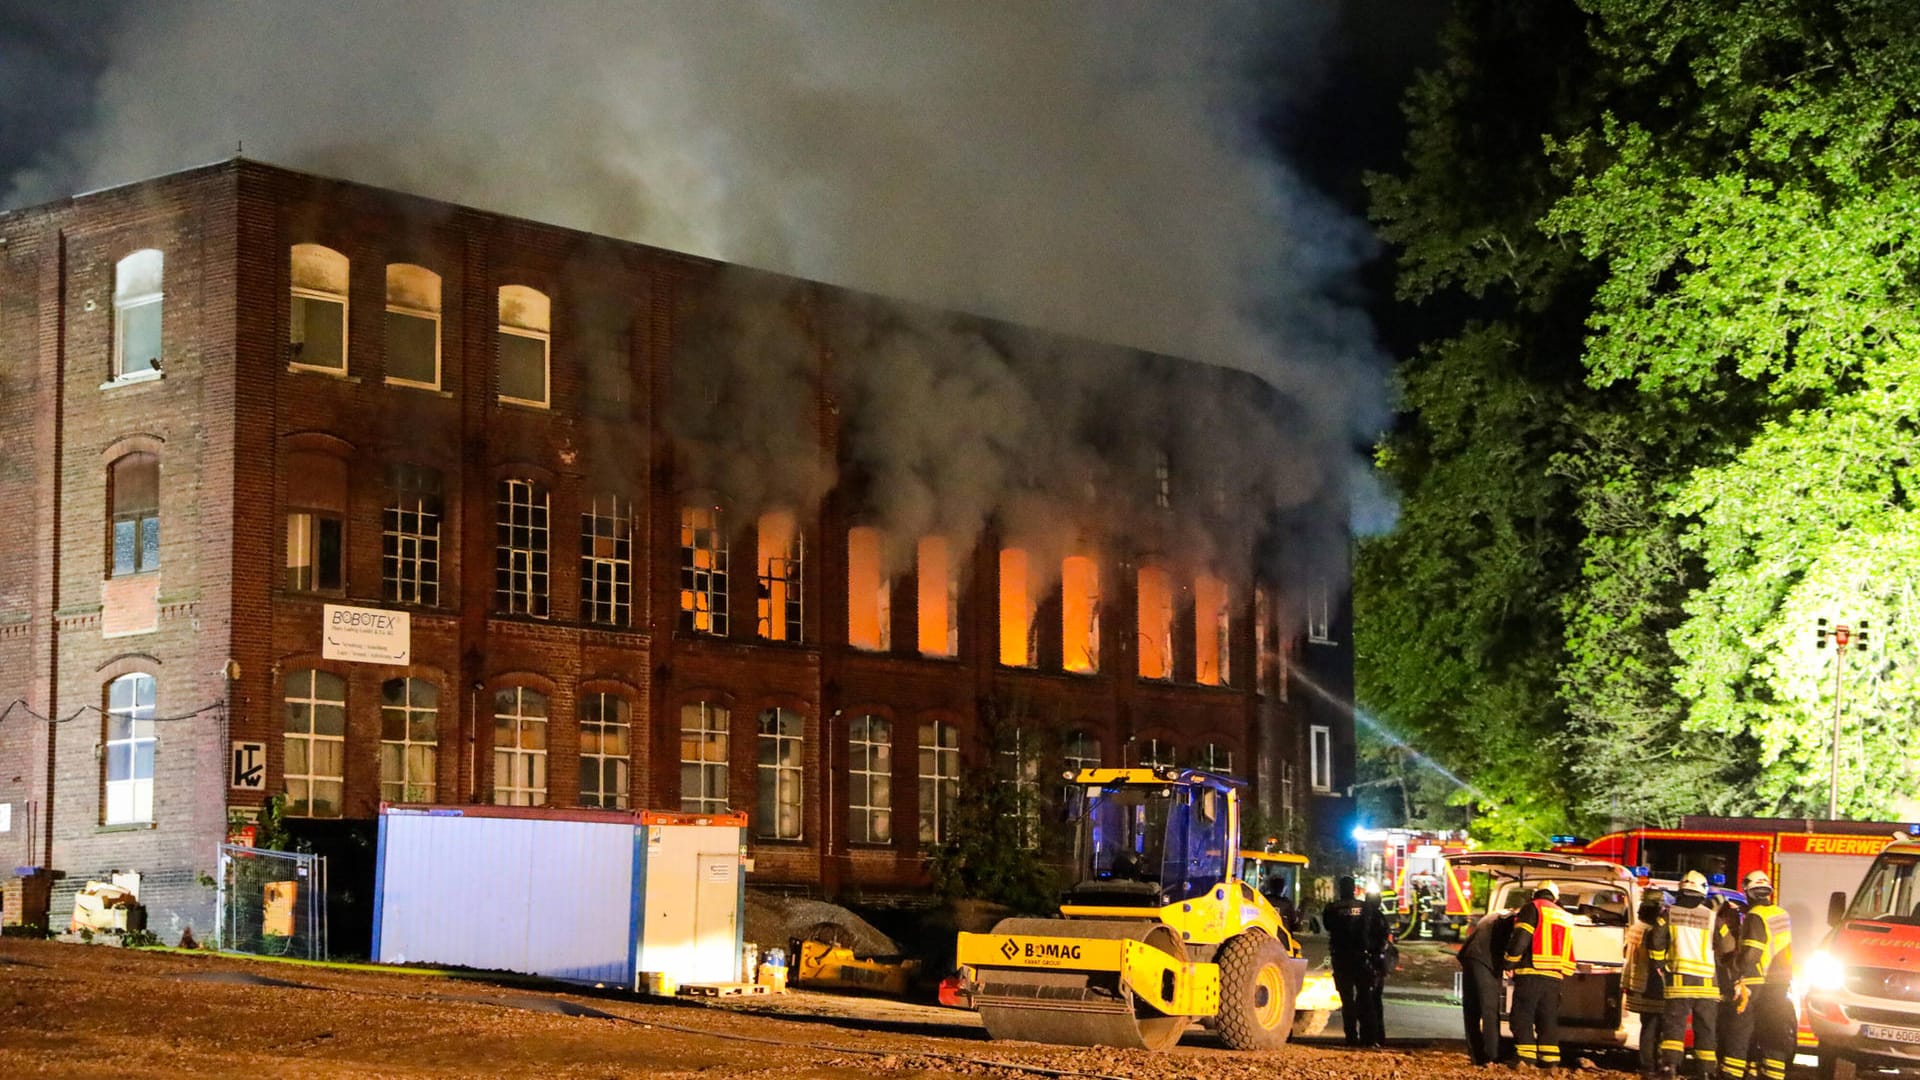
[[496, 396, 551, 412], [386, 378, 453, 398], [751, 837, 809, 848], [101, 369, 164, 391], [96, 822, 156, 833], [1306, 635, 1337, 647], [287, 363, 361, 383]]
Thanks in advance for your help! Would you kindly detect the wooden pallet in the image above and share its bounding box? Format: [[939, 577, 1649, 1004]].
[[680, 982, 772, 997]]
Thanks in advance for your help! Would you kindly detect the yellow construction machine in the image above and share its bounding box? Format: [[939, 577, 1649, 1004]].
[[955, 767, 1320, 1050]]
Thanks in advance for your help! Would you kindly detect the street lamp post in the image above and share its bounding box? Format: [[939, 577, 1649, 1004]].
[[1816, 618, 1871, 820]]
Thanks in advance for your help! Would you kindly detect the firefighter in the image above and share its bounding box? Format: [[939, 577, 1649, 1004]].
[[1649, 870, 1731, 1078], [1624, 891, 1668, 1079], [1716, 891, 1752, 1078], [1732, 870, 1794, 1080], [1457, 902, 1516, 1065], [1502, 880, 1575, 1069], [1325, 875, 1389, 1046]]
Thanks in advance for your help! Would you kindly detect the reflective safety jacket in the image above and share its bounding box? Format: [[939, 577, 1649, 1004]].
[[1624, 917, 1667, 1014], [1738, 903, 1794, 986], [1504, 898, 1576, 978], [1648, 898, 1727, 999]]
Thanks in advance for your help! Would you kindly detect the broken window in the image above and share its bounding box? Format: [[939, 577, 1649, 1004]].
[[917, 719, 960, 846], [383, 464, 442, 606], [1255, 585, 1274, 696], [580, 495, 633, 627], [497, 284, 550, 407], [385, 263, 441, 388], [679, 505, 728, 636], [847, 525, 891, 651], [1061, 555, 1100, 674], [495, 478, 550, 617], [109, 453, 160, 576], [492, 686, 548, 806], [1195, 573, 1231, 687], [379, 677, 438, 804], [112, 249, 163, 379], [103, 673, 156, 825], [848, 714, 892, 844], [284, 669, 346, 818], [916, 535, 957, 658], [1136, 564, 1174, 681], [680, 702, 730, 814], [581, 316, 633, 418], [579, 691, 631, 810], [1310, 725, 1332, 792], [757, 510, 804, 643], [1154, 451, 1172, 510], [290, 244, 349, 373], [1307, 586, 1336, 645], [286, 450, 347, 593], [998, 548, 1036, 667], [756, 708, 804, 841]]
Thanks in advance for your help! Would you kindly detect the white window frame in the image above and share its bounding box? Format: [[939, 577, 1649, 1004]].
[[1310, 724, 1332, 793], [379, 677, 439, 804], [917, 720, 960, 847], [496, 478, 550, 617], [1199, 742, 1235, 776], [756, 708, 804, 841], [492, 687, 548, 806], [384, 263, 442, 390], [289, 244, 350, 376], [757, 513, 804, 643], [580, 495, 633, 627], [1195, 573, 1231, 687], [497, 285, 551, 409], [383, 465, 441, 606], [848, 714, 892, 844], [104, 673, 156, 824], [998, 728, 1040, 850], [283, 669, 346, 819], [286, 509, 344, 593], [111, 249, 164, 383], [680, 506, 728, 636], [109, 453, 160, 577], [1307, 587, 1336, 645], [579, 692, 631, 810], [1137, 737, 1176, 769], [680, 702, 730, 814]]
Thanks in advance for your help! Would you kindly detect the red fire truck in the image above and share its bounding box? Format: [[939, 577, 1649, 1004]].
[[1354, 827, 1476, 939]]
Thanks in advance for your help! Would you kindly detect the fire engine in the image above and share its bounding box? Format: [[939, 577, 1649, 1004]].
[[1353, 827, 1475, 939]]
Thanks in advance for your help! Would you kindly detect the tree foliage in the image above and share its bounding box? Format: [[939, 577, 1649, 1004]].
[[1359, 0, 1920, 835]]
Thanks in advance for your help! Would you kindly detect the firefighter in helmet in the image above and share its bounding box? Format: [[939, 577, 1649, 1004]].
[[1624, 889, 1669, 1079], [1648, 870, 1732, 1078], [1726, 870, 1794, 1080], [1502, 880, 1575, 1068]]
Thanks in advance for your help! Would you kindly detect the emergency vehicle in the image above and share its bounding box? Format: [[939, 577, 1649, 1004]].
[[1803, 830, 1920, 1079], [1354, 827, 1475, 939]]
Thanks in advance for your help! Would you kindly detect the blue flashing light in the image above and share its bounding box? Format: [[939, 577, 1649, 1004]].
[[1351, 825, 1367, 841], [1710, 873, 1726, 885], [1634, 866, 1652, 878], [1909, 823, 1920, 836], [1550, 835, 1576, 845]]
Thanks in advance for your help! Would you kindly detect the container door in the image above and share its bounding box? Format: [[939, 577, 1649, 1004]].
[[692, 852, 739, 983]]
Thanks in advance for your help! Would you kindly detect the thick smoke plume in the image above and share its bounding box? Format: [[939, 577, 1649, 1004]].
[[6, 0, 1385, 601]]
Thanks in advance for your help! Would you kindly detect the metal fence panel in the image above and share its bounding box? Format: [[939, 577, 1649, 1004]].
[[216, 844, 328, 960]]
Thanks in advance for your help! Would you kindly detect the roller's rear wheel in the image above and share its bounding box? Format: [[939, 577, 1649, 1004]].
[[1216, 933, 1297, 1050]]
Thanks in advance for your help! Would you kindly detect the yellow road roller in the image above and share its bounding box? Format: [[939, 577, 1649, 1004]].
[[955, 766, 1313, 1051]]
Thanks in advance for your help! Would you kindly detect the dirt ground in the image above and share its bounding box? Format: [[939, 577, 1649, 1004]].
[[0, 936, 1639, 1079]]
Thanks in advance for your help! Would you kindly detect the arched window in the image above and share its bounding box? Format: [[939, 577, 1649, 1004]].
[[497, 284, 550, 407], [756, 708, 804, 840], [113, 249, 163, 379], [104, 673, 156, 824], [108, 453, 160, 576], [916, 536, 957, 658], [1061, 555, 1100, 674], [680, 702, 729, 813], [917, 720, 959, 845], [998, 548, 1036, 668], [492, 686, 548, 806], [581, 495, 633, 626], [1195, 573, 1231, 686], [1138, 738, 1176, 770], [579, 692, 631, 809], [290, 244, 349, 373], [848, 714, 892, 844], [1198, 742, 1235, 776], [757, 510, 804, 643], [383, 464, 442, 606], [283, 669, 346, 818], [1136, 564, 1174, 681], [1064, 730, 1101, 775], [286, 450, 347, 593], [679, 505, 728, 636], [847, 526, 890, 651], [379, 678, 438, 803], [385, 263, 442, 388], [496, 478, 549, 616]]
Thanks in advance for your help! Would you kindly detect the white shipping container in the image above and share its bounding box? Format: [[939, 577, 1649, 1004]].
[[373, 804, 746, 986]]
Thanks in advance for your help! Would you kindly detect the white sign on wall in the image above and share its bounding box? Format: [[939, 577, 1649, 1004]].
[[321, 603, 411, 665], [0, 801, 11, 833], [231, 741, 267, 790]]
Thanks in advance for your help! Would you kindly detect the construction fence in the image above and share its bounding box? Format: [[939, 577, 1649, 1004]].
[[214, 844, 328, 961]]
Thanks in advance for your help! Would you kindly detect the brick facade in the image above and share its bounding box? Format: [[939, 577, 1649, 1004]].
[[0, 160, 1355, 946]]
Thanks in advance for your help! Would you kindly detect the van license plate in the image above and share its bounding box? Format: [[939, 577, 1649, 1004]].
[[1861, 1023, 1920, 1045]]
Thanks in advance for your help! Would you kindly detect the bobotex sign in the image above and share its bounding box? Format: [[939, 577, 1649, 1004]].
[[321, 603, 411, 665]]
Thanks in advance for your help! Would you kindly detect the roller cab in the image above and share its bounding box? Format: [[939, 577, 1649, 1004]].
[[956, 767, 1306, 1051]]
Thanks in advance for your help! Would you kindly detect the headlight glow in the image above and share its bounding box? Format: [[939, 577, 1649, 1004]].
[[1803, 949, 1847, 992]]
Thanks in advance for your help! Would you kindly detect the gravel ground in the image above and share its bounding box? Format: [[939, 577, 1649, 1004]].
[[0, 937, 1640, 1079]]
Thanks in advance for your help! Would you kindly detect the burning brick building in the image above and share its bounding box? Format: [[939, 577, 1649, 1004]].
[[0, 159, 1355, 946]]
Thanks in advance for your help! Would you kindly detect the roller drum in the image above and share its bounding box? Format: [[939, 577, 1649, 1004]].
[[973, 917, 1192, 1051]]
